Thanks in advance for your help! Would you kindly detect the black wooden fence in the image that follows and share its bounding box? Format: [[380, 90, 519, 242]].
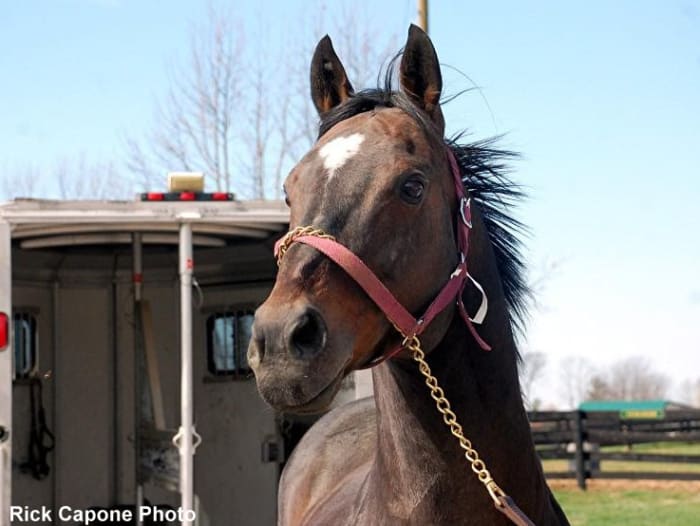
[[527, 410, 700, 489]]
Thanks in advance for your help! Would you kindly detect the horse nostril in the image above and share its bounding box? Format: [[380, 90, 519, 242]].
[[288, 309, 327, 359], [248, 335, 265, 368]]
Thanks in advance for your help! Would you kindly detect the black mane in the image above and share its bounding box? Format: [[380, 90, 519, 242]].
[[448, 137, 530, 333], [318, 85, 531, 334]]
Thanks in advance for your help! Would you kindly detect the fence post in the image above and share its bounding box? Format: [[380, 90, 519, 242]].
[[573, 410, 587, 490]]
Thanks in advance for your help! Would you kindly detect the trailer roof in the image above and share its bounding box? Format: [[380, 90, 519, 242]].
[[0, 198, 289, 246]]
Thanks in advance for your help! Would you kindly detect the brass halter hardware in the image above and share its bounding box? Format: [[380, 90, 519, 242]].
[[277, 228, 510, 511], [276, 226, 336, 266]]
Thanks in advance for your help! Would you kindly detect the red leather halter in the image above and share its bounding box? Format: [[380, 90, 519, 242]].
[[274, 147, 491, 367]]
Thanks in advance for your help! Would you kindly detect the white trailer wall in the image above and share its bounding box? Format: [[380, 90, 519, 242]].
[[10, 246, 281, 525], [54, 286, 113, 509], [192, 284, 279, 526]]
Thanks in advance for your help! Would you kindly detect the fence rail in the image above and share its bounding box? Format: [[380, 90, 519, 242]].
[[527, 409, 700, 489]]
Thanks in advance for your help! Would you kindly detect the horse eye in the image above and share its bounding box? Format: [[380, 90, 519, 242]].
[[400, 177, 426, 204], [283, 187, 290, 207]]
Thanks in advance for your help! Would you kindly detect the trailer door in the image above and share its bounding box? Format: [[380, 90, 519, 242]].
[[0, 221, 12, 526]]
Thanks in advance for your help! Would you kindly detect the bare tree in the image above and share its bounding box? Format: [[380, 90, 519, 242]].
[[558, 356, 596, 409], [520, 351, 547, 409], [55, 155, 129, 200], [677, 378, 700, 407], [241, 17, 307, 200], [528, 257, 564, 313], [292, 3, 399, 147], [126, 5, 244, 193], [264, 3, 398, 194], [609, 357, 669, 399], [1, 156, 129, 201], [586, 374, 612, 401], [586, 356, 669, 401], [125, 3, 397, 198], [0, 163, 43, 200], [6, 5, 398, 202]]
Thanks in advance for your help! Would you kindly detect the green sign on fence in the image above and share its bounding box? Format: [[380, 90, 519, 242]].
[[619, 409, 665, 420]]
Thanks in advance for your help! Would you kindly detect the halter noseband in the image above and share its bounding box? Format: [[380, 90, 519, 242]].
[[274, 147, 491, 367]]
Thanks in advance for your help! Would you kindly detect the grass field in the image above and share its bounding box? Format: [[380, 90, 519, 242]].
[[544, 443, 700, 525], [551, 480, 700, 526]]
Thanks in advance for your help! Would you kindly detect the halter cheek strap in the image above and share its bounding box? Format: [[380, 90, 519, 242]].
[[274, 147, 491, 366]]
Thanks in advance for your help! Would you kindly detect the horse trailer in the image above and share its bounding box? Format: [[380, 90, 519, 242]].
[[0, 194, 363, 525]]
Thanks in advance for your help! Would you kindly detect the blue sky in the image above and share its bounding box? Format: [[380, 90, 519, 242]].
[[1, 1, 699, 406]]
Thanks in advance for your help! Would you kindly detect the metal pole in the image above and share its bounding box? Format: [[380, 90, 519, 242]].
[[51, 280, 59, 514], [110, 259, 118, 505], [178, 223, 195, 525], [133, 233, 143, 303], [0, 443, 6, 526], [132, 234, 144, 526], [417, 0, 428, 33], [573, 410, 587, 490], [136, 485, 144, 526]]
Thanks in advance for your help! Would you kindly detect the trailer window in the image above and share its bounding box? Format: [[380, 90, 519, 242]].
[[14, 313, 38, 379], [206, 311, 254, 377]]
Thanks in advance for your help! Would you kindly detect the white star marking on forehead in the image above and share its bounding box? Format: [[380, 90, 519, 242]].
[[318, 133, 365, 181]]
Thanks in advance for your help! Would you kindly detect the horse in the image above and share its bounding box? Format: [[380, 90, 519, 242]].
[[248, 25, 570, 526]]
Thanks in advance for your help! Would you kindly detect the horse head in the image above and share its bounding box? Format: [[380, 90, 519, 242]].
[[249, 26, 477, 414]]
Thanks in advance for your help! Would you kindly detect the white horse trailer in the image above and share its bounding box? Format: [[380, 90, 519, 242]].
[[0, 196, 352, 525]]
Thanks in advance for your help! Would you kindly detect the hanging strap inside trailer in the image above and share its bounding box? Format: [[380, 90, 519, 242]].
[[20, 378, 54, 480]]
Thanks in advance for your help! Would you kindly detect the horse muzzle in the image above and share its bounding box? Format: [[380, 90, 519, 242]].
[[248, 299, 350, 413]]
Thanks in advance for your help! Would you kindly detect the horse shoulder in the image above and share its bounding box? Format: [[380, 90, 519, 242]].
[[278, 396, 377, 526]]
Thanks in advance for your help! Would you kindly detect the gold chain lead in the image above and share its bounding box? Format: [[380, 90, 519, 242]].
[[404, 335, 507, 508]]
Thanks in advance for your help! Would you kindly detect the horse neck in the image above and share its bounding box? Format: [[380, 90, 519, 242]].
[[368, 237, 551, 522]]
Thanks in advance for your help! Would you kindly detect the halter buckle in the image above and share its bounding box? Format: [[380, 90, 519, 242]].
[[460, 197, 472, 228]]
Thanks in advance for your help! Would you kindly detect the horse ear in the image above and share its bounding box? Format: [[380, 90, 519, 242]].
[[310, 35, 354, 115], [399, 25, 444, 133]]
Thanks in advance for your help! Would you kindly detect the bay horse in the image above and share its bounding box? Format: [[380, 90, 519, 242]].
[[248, 25, 570, 525]]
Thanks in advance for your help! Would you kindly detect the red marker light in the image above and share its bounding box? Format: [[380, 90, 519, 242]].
[[180, 192, 196, 201], [212, 192, 229, 201], [146, 192, 165, 201], [0, 313, 8, 350]]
